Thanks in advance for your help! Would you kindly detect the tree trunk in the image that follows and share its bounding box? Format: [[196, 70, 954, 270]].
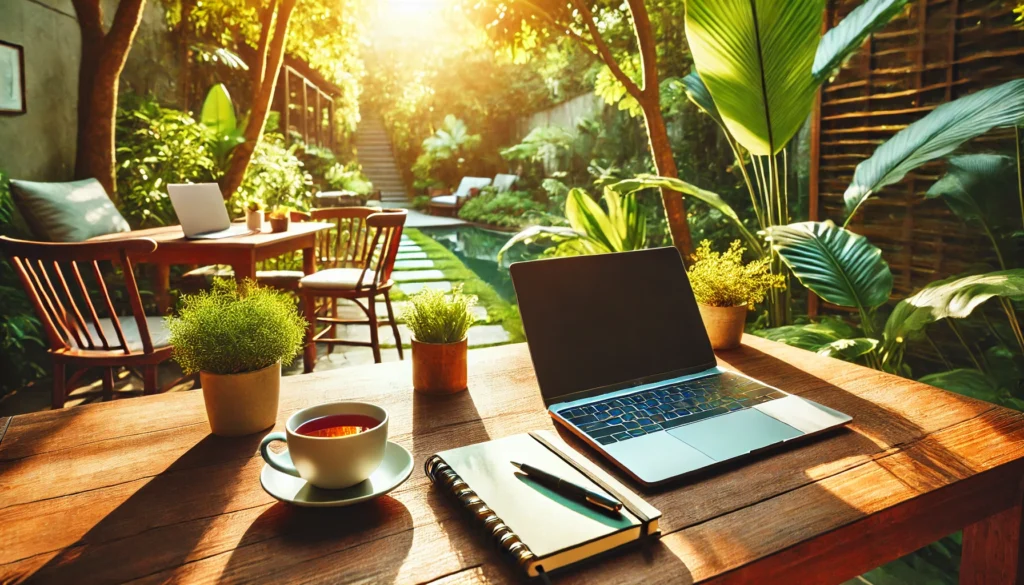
[[71, 0, 147, 200], [641, 97, 693, 258], [219, 0, 297, 200]]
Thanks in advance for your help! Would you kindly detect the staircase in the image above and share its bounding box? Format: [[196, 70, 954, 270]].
[[354, 117, 409, 205]]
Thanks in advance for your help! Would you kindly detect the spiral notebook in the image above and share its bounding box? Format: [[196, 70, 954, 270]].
[[424, 431, 661, 578]]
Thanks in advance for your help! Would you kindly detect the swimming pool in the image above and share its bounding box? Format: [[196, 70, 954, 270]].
[[418, 225, 539, 304]]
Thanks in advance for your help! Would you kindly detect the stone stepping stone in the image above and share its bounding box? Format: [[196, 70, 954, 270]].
[[392, 269, 445, 282], [398, 244, 422, 251], [396, 251, 427, 260], [467, 325, 511, 346], [394, 259, 434, 270], [398, 281, 452, 295]]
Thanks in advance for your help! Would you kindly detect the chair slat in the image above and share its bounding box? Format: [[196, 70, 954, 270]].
[[92, 260, 131, 354], [51, 261, 95, 350], [71, 261, 111, 350], [120, 250, 154, 355], [27, 260, 76, 348], [11, 257, 66, 350]]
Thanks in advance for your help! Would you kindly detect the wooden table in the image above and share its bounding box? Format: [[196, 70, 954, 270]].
[[2, 336, 1023, 584], [91, 223, 332, 312]]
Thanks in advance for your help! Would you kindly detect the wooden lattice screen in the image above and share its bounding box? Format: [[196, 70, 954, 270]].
[[810, 0, 1024, 303]]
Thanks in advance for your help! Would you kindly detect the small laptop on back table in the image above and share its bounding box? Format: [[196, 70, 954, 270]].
[[510, 247, 851, 487], [167, 183, 255, 240]]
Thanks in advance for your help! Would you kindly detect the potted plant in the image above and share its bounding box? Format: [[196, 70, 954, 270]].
[[688, 240, 785, 350], [245, 200, 264, 231], [166, 279, 306, 436], [267, 207, 290, 233], [403, 286, 476, 394]]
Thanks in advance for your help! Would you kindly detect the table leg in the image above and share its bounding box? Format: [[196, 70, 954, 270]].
[[154, 264, 171, 315], [302, 245, 315, 275], [233, 252, 257, 283], [961, 500, 1024, 584]]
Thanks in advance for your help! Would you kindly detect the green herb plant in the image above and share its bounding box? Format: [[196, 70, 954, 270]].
[[166, 279, 306, 375], [403, 286, 476, 344], [687, 240, 785, 309]]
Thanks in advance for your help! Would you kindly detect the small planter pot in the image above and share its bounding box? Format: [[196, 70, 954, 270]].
[[245, 210, 264, 231], [412, 338, 468, 394], [697, 304, 747, 350], [200, 362, 281, 436], [269, 216, 290, 233]]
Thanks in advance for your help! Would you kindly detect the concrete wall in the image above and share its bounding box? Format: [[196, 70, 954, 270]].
[[515, 92, 604, 140], [0, 0, 178, 182]]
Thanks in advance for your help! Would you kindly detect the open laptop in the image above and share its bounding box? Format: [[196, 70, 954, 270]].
[[510, 247, 851, 487], [167, 183, 254, 240]]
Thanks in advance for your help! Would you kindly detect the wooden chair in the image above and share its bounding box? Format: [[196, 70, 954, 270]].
[[299, 208, 407, 372], [0, 235, 174, 408]]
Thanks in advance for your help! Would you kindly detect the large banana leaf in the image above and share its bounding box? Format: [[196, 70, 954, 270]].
[[766, 220, 893, 311], [812, 0, 911, 84], [816, 337, 879, 360], [882, 269, 1024, 350], [685, 0, 825, 155], [496, 226, 598, 265], [918, 369, 1006, 403], [680, 71, 725, 129], [566, 188, 623, 252], [200, 83, 237, 134], [844, 78, 1024, 222], [925, 154, 1019, 239], [753, 315, 862, 351], [611, 175, 762, 254]]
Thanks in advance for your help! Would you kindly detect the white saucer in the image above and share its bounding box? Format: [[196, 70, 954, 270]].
[[260, 441, 414, 507]]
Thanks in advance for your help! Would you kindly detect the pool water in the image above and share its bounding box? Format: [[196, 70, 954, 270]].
[[418, 226, 539, 304]]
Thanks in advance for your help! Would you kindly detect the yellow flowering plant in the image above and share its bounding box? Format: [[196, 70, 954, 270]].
[[687, 240, 785, 309]]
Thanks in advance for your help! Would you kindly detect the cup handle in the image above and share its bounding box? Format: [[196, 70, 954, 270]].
[[260, 432, 300, 478]]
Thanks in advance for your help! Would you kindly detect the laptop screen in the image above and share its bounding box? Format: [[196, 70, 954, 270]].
[[510, 247, 717, 405]]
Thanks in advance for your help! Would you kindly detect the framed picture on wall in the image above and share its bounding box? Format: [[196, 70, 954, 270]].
[[0, 41, 26, 115]]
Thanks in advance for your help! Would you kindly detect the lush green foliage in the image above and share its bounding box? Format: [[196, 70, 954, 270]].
[[324, 162, 373, 195], [236, 133, 313, 213], [403, 286, 476, 344], [458, 189, 547, 228], [166, 279, 306, 375], [412, 115, 483, 188], [688, 240, 785, 309]]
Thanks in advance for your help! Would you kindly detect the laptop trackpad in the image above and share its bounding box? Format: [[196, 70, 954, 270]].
[[667, 408, 802, 462], [604, 432, 714, 485]]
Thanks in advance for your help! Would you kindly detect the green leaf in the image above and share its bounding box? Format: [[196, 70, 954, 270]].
[[566, 188, 622, 252], [611, 174, 763, 254], [925, 154, 1019, 246], [882, 269, 1024, 350], [754, 316, 864, 353], [685, 0, 825, 155], [766, 220, 893, 311], [496, 226, 599, 265], [844, 78, 1024, 222], [200, 83, 237, 134], [816, 337, 879, 360], [918, 369, 1005, 403], [813, 0, 911, 84], [680, 71, 725, 129]]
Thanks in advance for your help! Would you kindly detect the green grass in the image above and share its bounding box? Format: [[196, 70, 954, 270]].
[[396, 229, 524, 344]]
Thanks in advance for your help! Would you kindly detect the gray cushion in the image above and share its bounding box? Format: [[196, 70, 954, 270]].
[[76, 316, 171, 353], [10, 179, 131, 242], [300, 268, 389, 291], [452, 177, 492, 198], [492, 174, 517, 192], [429, 195, 459, 206]]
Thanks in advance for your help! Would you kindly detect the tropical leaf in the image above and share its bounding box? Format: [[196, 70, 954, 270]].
[[882, 269, 1024, 350], [844, 78, 1024, 222], [566, 188, 622, 252], [685, 0, 825, 155], [813, 0, 911, 84], [496, 226, 595, 265], [918, 369, 1005, 403], [753, 316, 861, 352], [816, 337, 879, 360], [680, 71, 724, 129], [611, 175, 762, 254], [925, 154, 1019, 247], [766, 220, 893, 311], [200, 83, 237, 134]]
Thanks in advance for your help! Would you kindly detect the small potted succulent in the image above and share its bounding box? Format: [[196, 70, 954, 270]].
[[166, 279, 306, 436], [403, 286, 476, 394], [267, 207, 291, 233], [688, 240, 785, 350], [245, 200, 264, 231]]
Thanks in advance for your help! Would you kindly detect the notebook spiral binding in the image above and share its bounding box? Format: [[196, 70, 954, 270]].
[[425, 455, 537, 573]]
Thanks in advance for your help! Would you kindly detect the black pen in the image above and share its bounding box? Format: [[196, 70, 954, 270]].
[[511, 461, 623, 513]]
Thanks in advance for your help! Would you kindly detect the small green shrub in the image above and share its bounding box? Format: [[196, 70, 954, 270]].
[[687, 240, 785, 309], [324, 162, 374, 195], [166, 279, 306, 375], [458, 189, 546, 228], [403, 286, 476, 344], [236, 133, 313, 214]]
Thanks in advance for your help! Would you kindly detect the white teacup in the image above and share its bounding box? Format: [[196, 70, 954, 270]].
[[260, 402, 388, 489]]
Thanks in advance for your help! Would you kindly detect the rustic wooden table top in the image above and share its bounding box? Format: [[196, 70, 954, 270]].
[[90, 222, 332, 250], [2, 336, 1023, 584]]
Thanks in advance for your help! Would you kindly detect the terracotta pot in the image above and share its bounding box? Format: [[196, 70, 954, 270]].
[[200, 362, 281, 436], [269, 216, 289, 233], [245, 210, 264, 231], [697, 304, 747, 350], [412, 338, 468, 394]]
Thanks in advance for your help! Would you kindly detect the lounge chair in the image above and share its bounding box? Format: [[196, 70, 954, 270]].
[[427, 176, 491, 216]]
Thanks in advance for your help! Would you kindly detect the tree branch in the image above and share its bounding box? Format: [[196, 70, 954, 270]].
[[252, 0, 277, 88], [565, 0, 643, 100], [102, 0, 146, 60], [70, 0, 104, 39], [625, 0, 657, 97]]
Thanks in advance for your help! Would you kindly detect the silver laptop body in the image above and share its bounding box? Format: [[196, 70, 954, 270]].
[[167, 183, 253, 239], [510, 248, 851, 487]]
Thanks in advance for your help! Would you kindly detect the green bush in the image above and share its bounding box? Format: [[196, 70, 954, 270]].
[[166, 279, 306, 375], [324, 162, 374, 195], [403, 286, 476, 344], [458, 189, 546, 228], [237, 133, 313, 214]]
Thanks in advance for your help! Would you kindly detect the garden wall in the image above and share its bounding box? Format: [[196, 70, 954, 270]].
[[0, 0, 178, 182], [513, 92, 604, 139]]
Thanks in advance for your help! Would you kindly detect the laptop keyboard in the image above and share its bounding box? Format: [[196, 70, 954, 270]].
[[556, 372, 787, 446]]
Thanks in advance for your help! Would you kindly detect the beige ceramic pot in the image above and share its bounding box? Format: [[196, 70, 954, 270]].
[[697, 304, 747, 350], [245, 210, 263, 231], [412, 338, 468, 394], [200, 362, 281, 436]]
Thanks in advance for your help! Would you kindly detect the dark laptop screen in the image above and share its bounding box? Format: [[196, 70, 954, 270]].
[[510, 247, 717, 405]]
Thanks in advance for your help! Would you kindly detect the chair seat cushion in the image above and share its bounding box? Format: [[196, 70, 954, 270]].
[[299, 268, 389, 291], [76, 316, 171, 353], [430, 195, 459, 206], [10, 178, 131, 242]]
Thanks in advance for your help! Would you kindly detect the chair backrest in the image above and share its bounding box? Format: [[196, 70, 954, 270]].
[[308, 207, 407, 289], [361, 209, 407, 287], [453, 177, 492, 199], [493, 174, 518, 193], [0, 236, 158, 355]]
